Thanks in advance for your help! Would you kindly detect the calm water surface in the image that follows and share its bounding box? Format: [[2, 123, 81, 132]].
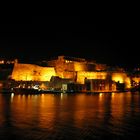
[[0, 92, 140, 140]]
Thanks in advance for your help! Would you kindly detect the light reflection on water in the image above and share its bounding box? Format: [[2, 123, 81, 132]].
[[0, 92, 140, 139]]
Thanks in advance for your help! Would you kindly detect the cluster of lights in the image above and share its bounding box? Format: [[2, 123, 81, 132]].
[[0, 60, 14, 64], [65, 60, 72, 63]]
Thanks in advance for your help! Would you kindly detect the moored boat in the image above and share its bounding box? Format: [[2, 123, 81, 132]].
[[0, 88, 13, 94], [12, 87, 41, 94]]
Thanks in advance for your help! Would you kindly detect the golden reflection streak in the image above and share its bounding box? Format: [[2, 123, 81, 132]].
[[73, 94, 104, 128], [8, 94, 56, 130], [73, 94, 87, 127], [1, 92, 139, 131], [99, 92, 103, 97], [110, 92, 132, 126], [34, 94, 55, 129], [11, 93, 14, 102]]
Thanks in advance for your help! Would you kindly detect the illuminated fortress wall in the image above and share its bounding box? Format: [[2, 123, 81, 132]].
[[11, 56, 131, 89], [112, 72, 126, 83], [112, 72, 131, 88], [77, 71, 107, 84], [47, 56, 107, 74], [47, 56, 88, 79], [47, 56, 131, 88], [11, 62, 56, 81], [77, 71, 131, 88], [47, 56, 97, 79]]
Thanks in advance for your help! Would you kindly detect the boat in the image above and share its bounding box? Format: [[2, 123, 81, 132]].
[[12, 87, 41, 94], [0, 88, 13, 94]]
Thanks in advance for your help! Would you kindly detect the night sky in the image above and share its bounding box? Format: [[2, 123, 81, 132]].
[[0, 16, 139, 69]]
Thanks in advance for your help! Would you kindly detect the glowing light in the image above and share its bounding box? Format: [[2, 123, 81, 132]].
[[111, 92, 115, 98], [11, 93, 14, 102], [125, 77, 131, 88], [11, 93, 14, 97], [99, 93, 103, 101], [99, 93, 103, 97], [0, 60, 4, 64], [112, 76, 123, 83], [60, 93, 63, 99], [33, 85, 39, 89], [112, 73, 124, 83]]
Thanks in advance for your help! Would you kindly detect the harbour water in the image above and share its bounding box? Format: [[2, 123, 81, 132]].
[[0, 92, 140, 139]]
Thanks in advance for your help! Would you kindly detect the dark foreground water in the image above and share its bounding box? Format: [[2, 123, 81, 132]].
[[0, 92, 140, 140]]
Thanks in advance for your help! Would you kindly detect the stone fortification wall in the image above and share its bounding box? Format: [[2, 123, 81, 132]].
[[77, 71, 131, 88], [77, 71, 107, 84], [11, 62, 56, 81], [112, 72, 131, 88]]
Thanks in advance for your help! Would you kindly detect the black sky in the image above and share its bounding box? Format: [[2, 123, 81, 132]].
[[0, 16, 139, 69]]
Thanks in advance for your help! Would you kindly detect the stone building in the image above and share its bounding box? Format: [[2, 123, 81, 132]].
[[47, 56, 107, 80], [47, 56, 131, 90], [11, 56, 131, 92]]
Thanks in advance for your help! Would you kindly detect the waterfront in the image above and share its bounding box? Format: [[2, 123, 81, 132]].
[[0, 92, 140, 139]]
